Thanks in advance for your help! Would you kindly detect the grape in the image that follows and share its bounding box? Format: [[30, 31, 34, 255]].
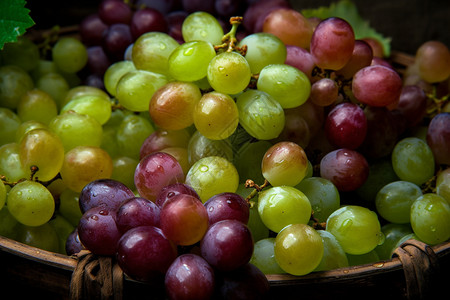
[[320, 148, 369, 192], [0, 65, 34, 110], [257, 186, 311, 233], [234, 140, 272, 185], [19, 128, 65, 182], [436, 167, 450, 204], [375, 223, 413, 260], [274, 223, 323, 276], [35, 72, 69, 109], [117, 114, 155, 159], [257, 63, 311, 109], [200, 219, 253, 271], [17, 89, 58, 125], [193, 91, 239, 140], [1, 36, 39, 72], [130, 7, 168, 39], [116, 69, 168, 112], [7, 180, 55, 227], [149, 81, 202, 131], [160, 147, 190, 176], [324, 102, 367, 149], [79, 178, 135, 213], [250, 238, 285, 274], [375, 181, 423, 224], [52, 37, 88, 74], [0, 107, 21, 145], [111, 156, 139, 190], [314, 230, 348, 271], [236, 89, 285, 140], [134, 152, 185, 202], [116, 197, 161, 234], [347, 250, 380, 266], [0, 143, 27, 182], [204, 192, 249, 225], [160, 193, 208, 245], [59, 188, 83, 227], [181, 11, 224, 45], [187, 130, 233, 164], [394, 85, 427, 127], [243, 0, 291, 33], [295, 177, 340, 223], [98, 0, 132, 25], [206, 51, 251, 95], [310, 17, 355, 70], [155, 182, 200, 208], [391, 137, 435, 186], [415, 40, 450, 83], [165, 254, 215, 300], [140, 128, 191, 160], [362, 37, 385, 58], [18, 223, 60, 253], [60, 94, 112, 125], [79, 14, 108, 46], [102, 23, 134, 62], [0, 180, 6, 210], [0, 206, 21, 240], [426, 112, 450, 165], [185, 156, 239, 203], [309, 78, 339, 107], [326, 205, 384, 255], [261, 141, 308, 187], [410, 193, 450, 245], [284, 45, 315, 80], [262, 8, 313, 50], [117, 225, 177, 282], [352, 65, 403, 107], [237, 32, 287, 74], [49, 214, 76, 254], [103, 60, 136, 96], [336, 39, 373, 79], [65, 228, 85, 255], [166, 10, 188, 42], [168, 40, 216, 82]]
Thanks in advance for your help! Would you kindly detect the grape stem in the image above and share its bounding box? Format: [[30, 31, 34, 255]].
[[310, 212, 326, 230], [426, 85, 449, 118], [0, 166, 62, 187], [244, 179, 270, 208], [214, 16, 247, 56]]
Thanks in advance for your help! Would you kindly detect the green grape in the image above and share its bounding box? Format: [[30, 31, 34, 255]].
[[347, 250, 380, 266], [60, 146, 114, 192], [116, 114, 155, 159], [375, 223, 413, 260], [111, 156, 139, 191], [274, 223, 323, 276], [62, 85, 111, 109], [0, 143, 28, 182], [410, 193, 450, 245], [103, 60, 136, 96], [116, 70, 168, 112], [296, 177, 340, 223], [52, 37, 88, 74], [185, 156, 239, 202], [250, 238, 285, 274], [0, 206, 21, 240], [375, 181, 423, 224], [391, 137, 435, 186], [60, 94, 112, 125], [238, 32, 287, 74], [132, 32, 180, 76], [7, 180, 55, 227], [1, 36, 39, 71], [49, 110, 103, 152], [58, 188, 83, 227], [257, 186, 311, 233], [48, 213, 75, 254], [0, 65, 34, 110], [326, 205, 384, 255], [19, 128, 65, 182], [30, 59, 58, 82], [257, 64, 311, 109], [0, 107, 21, 146], [207, 51, 251, 95], [16, 120, 47, 143], [436, 167, 450, 204], [18, 222, 60, 253], [182, 11, 224, 45], [234, 140, 272, 185], [35, 72, 70, 109], [187, 130, 233, 165], [236, 89, 285, 140], [101, 125, 121, 159], [0, 180, 6, 210], [314, 230, 348, 271], [193, 91, 239, 140], [392, 233, 421, 254], [168, 40, 216, 82], [17, 89, 58, 125]]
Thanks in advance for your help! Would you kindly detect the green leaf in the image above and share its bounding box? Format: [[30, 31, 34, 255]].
[[301, 0, 391, 57], [0, 0, 35, 50]]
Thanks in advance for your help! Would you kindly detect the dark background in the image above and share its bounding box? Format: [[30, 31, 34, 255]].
[[26, 0, 450, 55]]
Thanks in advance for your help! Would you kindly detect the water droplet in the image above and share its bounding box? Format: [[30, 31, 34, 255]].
[[159, 43, 166, 50], [218, 66, 225, 72], [200, 30, 207, 37], [183, 47, 194, 56], [377, 232, 385, 245], [200, 165, 209, 172], [430, 226, 436, 232], [99, 210, 108, 216], [373, 262, 384, 268], [339, 218, 353, 232]]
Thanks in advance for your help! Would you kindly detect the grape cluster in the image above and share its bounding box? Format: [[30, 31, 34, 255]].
[[1, 0, 450, 299]]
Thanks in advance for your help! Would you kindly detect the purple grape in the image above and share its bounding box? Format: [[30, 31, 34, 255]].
[[136, 0, 182, 14], [130, 7, 168, 40], [395, 85, 427, 127], [243, 0, 291, 33], [102, 23, 134, 62], [98, 0, 133, 25], [86, 45, 111, 75], [77, 206, 122, 255], [165, 254, 215, 300], [181, 0, 216, 14], [427, 112, 450, 165], [116, 226, 177, 282], [79, 178, 135, 214], [166, 11, 188, 43], [79, 14, 108, 46], [215, 0, 246, 18], [65, 228, 85, 256], [200, 219, 253, 272], [204, 192, 250, 225], [83, 73, 106, 90], [116, 197, 161, 234], [156, 182, 200, 208]]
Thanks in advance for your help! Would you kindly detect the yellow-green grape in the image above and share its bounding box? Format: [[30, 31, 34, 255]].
[[35, 72, 70, 109], [436, 167, 450, 204], [58, 188, 83, 227], [168, 40, 216, 82], [0, 107, 21, 146], [30, 59, 58, 82], [257, 64, 311, 109], [185, 156, 239, 202], [7, 180, 55, 227], [60, 146, 114, 192], [103, 60, 136, 96], [207, 51, 251, 95], [181, 11, 224, 45], [0, 143, 28, 182], [116, 70, 168, 112], [193, 92, 239, 140], [62, 85, 111, 109], [111, 156, 139, 191], [274, 223, 324, 276], [257, 186, 311, 233], [16, 121, 47, 143], [116, 114, 155, 160], [234, 140, 272, 185], [60, 94, 112, 125], [17, 89, 58, 125], [52, 37, 88, 74], [187, 130, 233, 165], [0, 180, 6, 210], [101, 125, 121, 159], [132, 32, 180, 76], [0, 65, 34, 110], [48, 213, 75, 254], [17, 222, 60, 253], [19, 128, 65, 182], [250, 238, 285, 275], [314, 230, 348, 271]]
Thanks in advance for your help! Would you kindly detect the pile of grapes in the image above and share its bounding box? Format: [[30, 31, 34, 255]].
[[1, 0, 449, 299]]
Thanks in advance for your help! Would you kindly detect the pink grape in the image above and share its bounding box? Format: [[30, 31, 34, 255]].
[[204, 192, 250, 225], [115, 197, 161, 234]]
